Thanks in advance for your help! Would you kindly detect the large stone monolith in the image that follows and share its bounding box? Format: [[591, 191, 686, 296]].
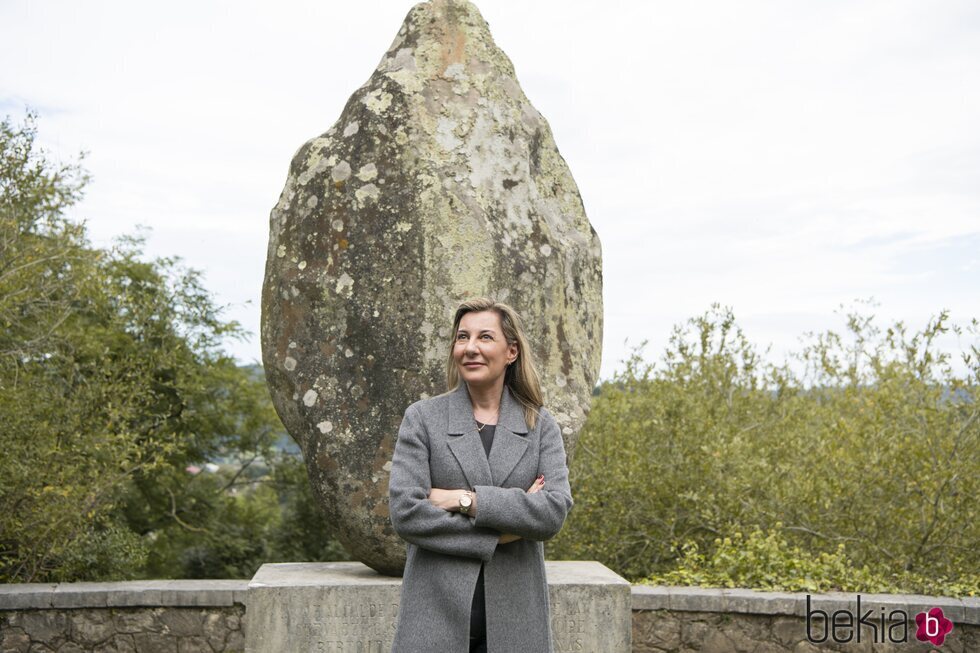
[[261, 0, 602, 575]]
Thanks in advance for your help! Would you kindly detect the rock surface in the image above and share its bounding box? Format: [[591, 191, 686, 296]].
[[261, 0, 602, 575], [0, 607, 245, 653]]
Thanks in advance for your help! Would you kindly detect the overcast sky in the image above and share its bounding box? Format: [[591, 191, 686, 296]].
[[2, 0, 978, 381]]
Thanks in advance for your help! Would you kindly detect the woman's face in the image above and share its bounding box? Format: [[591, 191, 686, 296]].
[[453, 310, 518, 389]]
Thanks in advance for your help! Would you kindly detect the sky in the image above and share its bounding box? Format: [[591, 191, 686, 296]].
[[2, 0, 978, 382]]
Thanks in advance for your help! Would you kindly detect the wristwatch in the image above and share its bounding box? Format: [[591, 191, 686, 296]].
[[458, 491, 473, 515]]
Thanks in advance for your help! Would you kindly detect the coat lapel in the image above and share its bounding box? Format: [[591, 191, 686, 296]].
[[488, 384, 529, 485], [446, 384, 493, 489], [446, 383, 530, 488]]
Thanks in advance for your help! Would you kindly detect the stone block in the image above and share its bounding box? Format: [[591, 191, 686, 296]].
[[225, 628, 245, 652], [52, 643, 83, 653], [801, 590, 863, 619], [17, 611, 66, 645], [223, 612, 240, 632], [26, 642, 55, 653], [669, 587, 727, 613], [107, 634, 137, 653], [901, 594, 967, 625], [176, 636, 211, 653], [245, 561, 630, 652], [0, 585, 56, 611], [731, 614, 771, 644], [0, 626, 30, 653], [50, 584, 113, 610], [680, 617, 711, 648], [156, 581, 244, 608], [231, 589, 249, 607], [102, 584, 165, 609], [723, 588, 801, 616], [246, 562, 401, 653], [641, 612, 680, 650], [68, 610, 113, 648], [700, 629, 735, 653], [726, 619, 768, 652], [630, 585, 670, 611], [113, 610, 159, 635], [133, 631, 178, 653], [772, 615, 802, 647], [792, 641, 822, 653], [158, 610, 203, 638], [630, 610, 667, 653], [203, 612, 227, 651], [546, 561, 632, 653]]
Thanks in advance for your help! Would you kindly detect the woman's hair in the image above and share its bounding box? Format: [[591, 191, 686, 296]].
[[444, 297, 544, 430]]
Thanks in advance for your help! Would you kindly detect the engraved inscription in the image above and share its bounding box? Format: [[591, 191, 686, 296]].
[[313, 641, 387, 653], [307, 601, 399, 649], [551, 597, 589, 652]]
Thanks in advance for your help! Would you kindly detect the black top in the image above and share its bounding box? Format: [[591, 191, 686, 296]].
[[476, 423, 495, 458], [471, 422, 495, 650]]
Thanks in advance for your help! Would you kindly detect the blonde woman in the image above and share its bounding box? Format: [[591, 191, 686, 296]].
[[388, 297, 573, 652]]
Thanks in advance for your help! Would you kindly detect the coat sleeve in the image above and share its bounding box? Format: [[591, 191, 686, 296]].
[[472, 410, 574, 541], [388, 403, 500, 561]]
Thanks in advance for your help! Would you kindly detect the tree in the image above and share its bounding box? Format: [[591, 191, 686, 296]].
[[0, 110, 129, 581], [549, 303, 980, 596], [0, 112, 348, 581]]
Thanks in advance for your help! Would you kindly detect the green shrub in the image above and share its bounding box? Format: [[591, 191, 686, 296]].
[[643, 523, 979, 597], [0, 112, 348, 581], [549, 303, 980, 597]]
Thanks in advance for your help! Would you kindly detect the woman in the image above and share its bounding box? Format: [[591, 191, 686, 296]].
[[388, 297, 573, 652]]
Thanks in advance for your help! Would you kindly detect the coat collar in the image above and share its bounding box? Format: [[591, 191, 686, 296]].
[[445, 382, 530, 488], [446, 382, 529, 436]]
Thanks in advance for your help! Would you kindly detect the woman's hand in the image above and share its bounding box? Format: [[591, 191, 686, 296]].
[[527, 474, 544, 494], [498, 475, 545, 543], [428, 475, 543, 514]]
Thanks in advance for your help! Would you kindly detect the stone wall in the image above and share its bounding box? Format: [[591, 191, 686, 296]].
[[632, 586, 980, 653], [1, 580, 977, 652], [0, 581, 247, 653]]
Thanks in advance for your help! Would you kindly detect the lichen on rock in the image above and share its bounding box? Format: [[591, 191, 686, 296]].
[[261, 0, 602, 575]]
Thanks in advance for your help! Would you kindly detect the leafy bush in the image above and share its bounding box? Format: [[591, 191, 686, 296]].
[[649, 524, 881, 592], [646, 524, 978, 597], [549, 303, 979, 597], [139, 453, 351, 579], [0, 112, 348, 581]]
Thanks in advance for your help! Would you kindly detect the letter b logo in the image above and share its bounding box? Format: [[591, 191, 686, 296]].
[[924, 612, 940, 637], [915, 607, 953, 646]]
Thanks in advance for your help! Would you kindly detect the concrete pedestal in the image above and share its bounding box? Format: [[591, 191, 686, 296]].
[[245, 560, 630, 652]]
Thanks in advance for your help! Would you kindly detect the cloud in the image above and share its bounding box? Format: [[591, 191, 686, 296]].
[[1, 0, 977, 381]]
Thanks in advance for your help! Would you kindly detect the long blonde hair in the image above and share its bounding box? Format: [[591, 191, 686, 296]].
[[444, 297, 544, 430]]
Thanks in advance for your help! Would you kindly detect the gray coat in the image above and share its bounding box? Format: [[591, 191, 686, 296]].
[[388, 382, 573, 652]]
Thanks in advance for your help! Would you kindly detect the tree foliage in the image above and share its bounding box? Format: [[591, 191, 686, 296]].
[[0, 112, 347, 582], [549, 303, 980, 597]]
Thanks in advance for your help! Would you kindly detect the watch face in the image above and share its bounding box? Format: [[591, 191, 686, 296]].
[[460, 494, 472, 507]]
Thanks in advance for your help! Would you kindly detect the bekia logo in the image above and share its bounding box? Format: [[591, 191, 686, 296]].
[[915, 607, 954, 647], [806, 595, 955, 646]]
